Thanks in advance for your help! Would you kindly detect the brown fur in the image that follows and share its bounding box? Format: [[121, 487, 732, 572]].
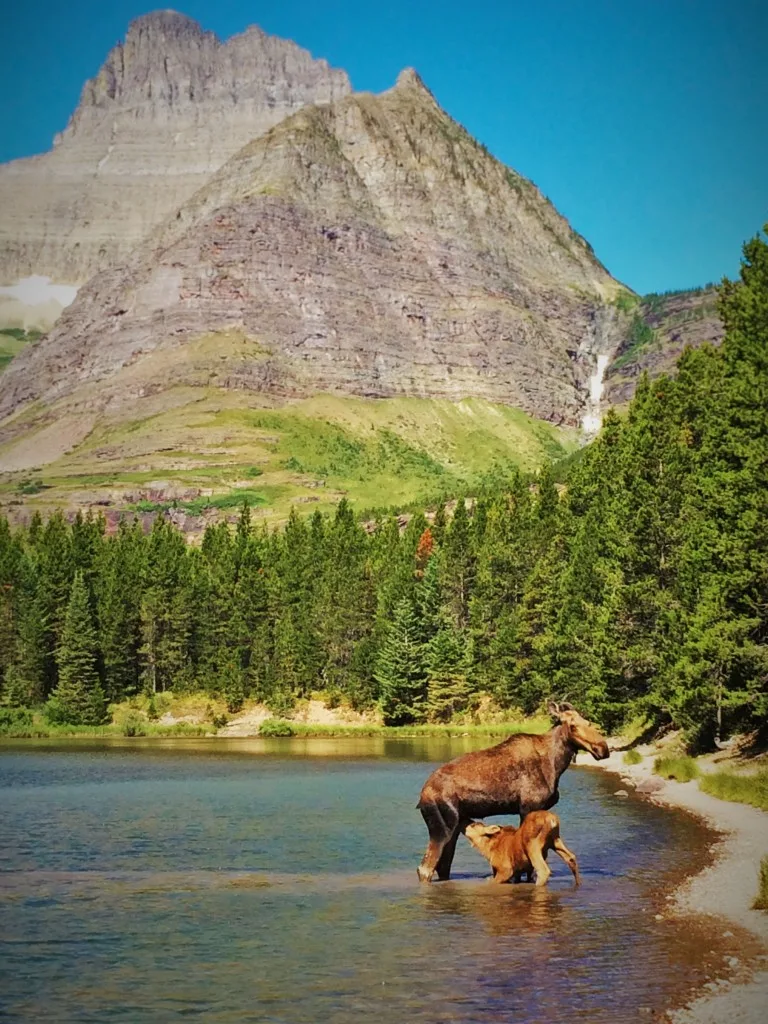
[[416, 704, 608, 882], [464, 812, 580, 886]]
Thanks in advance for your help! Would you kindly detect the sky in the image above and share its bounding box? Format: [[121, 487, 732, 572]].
[[1, 1, 766, 294]]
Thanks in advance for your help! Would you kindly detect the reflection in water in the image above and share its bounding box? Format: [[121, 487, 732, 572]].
[[0, 741, 757, 1023], [422, 882, 574, 937]]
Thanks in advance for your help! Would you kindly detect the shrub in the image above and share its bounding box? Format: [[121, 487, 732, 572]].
[[653, 755, 700, 782], [259, 718, 295, 737], [0, 707, 34, 734], [753, 857, 768, 912], [121, 713, 147, 737], [623, 749, 643, 766]]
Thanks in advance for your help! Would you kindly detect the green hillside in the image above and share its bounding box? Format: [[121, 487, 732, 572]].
[[0, 391, 576, 521]]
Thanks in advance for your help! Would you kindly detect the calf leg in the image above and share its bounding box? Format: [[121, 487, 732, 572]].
[[528, 842, 551, 887], [417, 801, 460, 883], [553, 836, 580, 885]]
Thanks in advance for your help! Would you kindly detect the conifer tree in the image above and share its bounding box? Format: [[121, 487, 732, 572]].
[[374, 598, 426, 724], [426, 621, 471, 722], [47, 571, 106, 725]]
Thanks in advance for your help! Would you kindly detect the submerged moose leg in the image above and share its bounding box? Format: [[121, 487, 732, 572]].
[[417, 801, 459, 882], [435, 816, 465, 881], [553, 836, 580, 885]]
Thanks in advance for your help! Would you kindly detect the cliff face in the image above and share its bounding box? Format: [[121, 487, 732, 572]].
[[0, 10, 350, 289], [603, 288, 724, 405], [0, 69, 626, 435]]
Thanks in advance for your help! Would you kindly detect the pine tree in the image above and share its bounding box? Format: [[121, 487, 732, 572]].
[[442, 499, 474, 628], [47, 571, 106, 725], [426, 622, 471, 722], [96, 520, 144, 703], [374, 598, 426, 725]]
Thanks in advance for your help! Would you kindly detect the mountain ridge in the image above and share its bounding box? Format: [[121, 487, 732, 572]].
[[0, 9, 350, 305], [0, 68, 626, 437]]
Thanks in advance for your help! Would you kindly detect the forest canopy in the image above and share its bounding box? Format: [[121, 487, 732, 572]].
[[1, 229, 766, 743]]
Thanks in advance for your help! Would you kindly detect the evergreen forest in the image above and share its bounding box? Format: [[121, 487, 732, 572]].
[[1, 230, 766, 744]]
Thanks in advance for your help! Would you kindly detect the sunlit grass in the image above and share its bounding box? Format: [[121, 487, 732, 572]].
[[754, 857, 768, 912], [258, 718, 551, 739], [699, 769, 768, 812]]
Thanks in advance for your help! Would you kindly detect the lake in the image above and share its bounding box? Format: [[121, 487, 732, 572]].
[[0, 737, 741, 1022]]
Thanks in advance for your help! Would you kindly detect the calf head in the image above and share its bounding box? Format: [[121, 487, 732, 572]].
[[464, 820, 506, 855], [549, 702, 610, 760]]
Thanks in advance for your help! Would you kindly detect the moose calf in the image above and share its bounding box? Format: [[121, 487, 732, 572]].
[[464, 811, 580, 886]]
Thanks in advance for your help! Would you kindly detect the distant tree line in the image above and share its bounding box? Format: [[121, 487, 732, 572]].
[[0, 230, 766, 742]]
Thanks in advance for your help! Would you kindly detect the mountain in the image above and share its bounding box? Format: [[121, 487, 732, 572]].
[[0, 13, 720, 525], [0, 10, 350, 326], [0, 69, 626, 434], [603, 287, 724, 405]]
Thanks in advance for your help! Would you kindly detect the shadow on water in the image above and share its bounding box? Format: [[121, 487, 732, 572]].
[[0, 739, 762, 1023]]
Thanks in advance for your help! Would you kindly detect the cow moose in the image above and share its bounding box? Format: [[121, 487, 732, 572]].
[[464, 812, 580, 886], [416, 703, 609, 882]]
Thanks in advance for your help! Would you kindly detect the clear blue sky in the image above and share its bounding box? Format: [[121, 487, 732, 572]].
[[2, 1, 766, 294]]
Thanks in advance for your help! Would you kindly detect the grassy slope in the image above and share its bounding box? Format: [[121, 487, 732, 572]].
[[0, 388, 577, 520], [0, 328, 39, 373]]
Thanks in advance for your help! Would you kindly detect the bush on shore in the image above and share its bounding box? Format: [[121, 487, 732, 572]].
[[653, 755, 700, 782]]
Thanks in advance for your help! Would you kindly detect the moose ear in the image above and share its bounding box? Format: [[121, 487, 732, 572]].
[[548, 701, 562, 721], [559, 701, 575, 712]]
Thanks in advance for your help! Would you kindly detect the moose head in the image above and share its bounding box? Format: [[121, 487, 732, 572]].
[[548, 702, 610, 760]]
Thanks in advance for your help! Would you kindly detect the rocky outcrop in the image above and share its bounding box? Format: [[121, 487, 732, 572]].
[[0, 10, 350, 290], [0, 70, 627, 434], [603, 288, 724, 405]]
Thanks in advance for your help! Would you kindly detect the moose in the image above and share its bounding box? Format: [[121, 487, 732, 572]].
[[416, 703, 609, 882], [464, 811, 580, 886]]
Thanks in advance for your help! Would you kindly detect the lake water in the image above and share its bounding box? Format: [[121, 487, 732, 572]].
[[0, 737, 745, 1022]]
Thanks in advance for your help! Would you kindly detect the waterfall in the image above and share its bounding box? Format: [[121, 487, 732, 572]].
[[580, 353, 610, 435]]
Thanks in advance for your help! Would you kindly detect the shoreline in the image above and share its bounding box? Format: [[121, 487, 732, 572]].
[[594, 749, 768, 1023]]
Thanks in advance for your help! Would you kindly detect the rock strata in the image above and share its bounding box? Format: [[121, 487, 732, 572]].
[[604, 288, 724, 405], [0, 10, 350, 288], [0, 71, 626, 433]]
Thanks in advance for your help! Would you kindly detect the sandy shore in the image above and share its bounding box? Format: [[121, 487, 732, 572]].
[[595, 748, 768, 1023]]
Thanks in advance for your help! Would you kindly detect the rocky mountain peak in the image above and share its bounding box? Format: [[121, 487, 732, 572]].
[[127, 9, 206, 38], [0, 73, 627, 433], [0, 13, 351, 299], [393, 67, 431, 93]]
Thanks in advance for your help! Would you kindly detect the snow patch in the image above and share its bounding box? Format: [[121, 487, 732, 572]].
[[0, 276, 78, 309]]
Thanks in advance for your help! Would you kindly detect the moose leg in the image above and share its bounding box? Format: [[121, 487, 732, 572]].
[[417, 801, 459, 883], [553, 837, 580, 885], [434, 815, 464, 881]]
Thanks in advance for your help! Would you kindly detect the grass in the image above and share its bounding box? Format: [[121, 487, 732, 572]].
[[623, 749, 643, 766], [754, 857, 768, 912], [256, 718, 551, 739], [699, 769, 768, 812], [0, 718, 215, 739], [0, 328, 39, 374], [0, 700, 551, 741], [3, 389, 576, 523], [0, 702, 217, 738], [653, 755, 700, 782]]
